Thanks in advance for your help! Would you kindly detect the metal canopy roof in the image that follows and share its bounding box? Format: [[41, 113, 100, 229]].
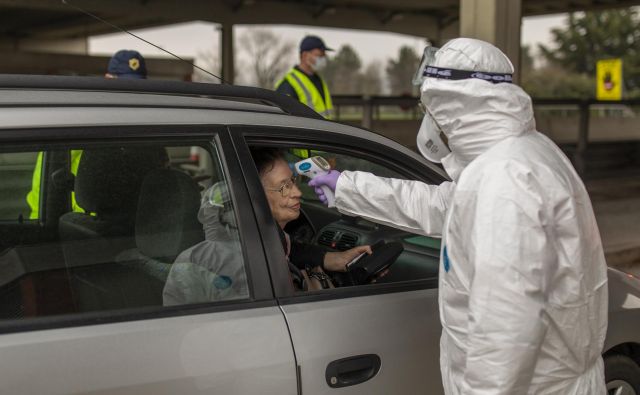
[[1, 0, 639, 40]]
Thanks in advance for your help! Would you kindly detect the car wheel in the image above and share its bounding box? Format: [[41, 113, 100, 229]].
[[605, 354, 640, 395]]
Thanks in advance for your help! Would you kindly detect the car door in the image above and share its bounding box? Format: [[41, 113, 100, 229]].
[[0, 125, 296, 395], [231, 126, 446, 394]]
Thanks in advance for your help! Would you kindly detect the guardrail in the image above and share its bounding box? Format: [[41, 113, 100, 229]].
[[332, 96, 640, 176]]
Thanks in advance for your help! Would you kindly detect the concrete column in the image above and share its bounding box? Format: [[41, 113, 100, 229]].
[[220, 23, 234, 84], [459, 0, 522, 81]]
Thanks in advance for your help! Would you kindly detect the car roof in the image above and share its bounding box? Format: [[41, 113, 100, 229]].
[[0, 74, 318, 117], [0, 74, 448, 179], [1, 90, 286, 114]]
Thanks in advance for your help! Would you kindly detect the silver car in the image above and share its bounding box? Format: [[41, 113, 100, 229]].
[[0, 75, 638, 395]]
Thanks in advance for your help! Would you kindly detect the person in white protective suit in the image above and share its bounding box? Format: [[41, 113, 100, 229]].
[[163, 182, 249, 305], [308, 37, 608, 394]]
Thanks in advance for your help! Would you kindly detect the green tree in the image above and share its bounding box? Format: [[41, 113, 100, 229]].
[[386, 46, 420, 95], [521, 44, 535, 75], [539, 8, 640, 96], [322, 44, 363, 94], [522, 66, 594, 98], [360, 61, 383, 96], [521, 44, 594, 98]]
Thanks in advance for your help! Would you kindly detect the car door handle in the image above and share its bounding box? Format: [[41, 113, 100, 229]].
[[325, 354, 381, 388]]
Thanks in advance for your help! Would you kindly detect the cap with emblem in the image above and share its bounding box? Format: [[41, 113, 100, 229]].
[[299, 35, 333, 53], [107, 49, 147, 79]]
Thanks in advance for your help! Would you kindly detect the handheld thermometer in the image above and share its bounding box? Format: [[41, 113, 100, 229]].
[[294, 156, 335, 207]]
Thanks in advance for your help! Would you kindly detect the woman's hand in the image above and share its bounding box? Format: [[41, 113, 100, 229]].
[[323, 245, 372, 272]]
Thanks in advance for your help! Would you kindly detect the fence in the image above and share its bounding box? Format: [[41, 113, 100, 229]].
[[332, 96, 640, 177]]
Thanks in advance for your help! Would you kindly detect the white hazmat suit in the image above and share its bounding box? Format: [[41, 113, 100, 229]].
[[332, 38, 608, 394], [163, 182, 248, 305]]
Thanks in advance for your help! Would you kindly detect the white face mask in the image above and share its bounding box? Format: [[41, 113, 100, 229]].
[[311, 56, 327, 71]]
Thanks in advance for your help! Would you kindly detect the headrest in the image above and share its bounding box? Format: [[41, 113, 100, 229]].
[[75, 147, 168, 214], [136, 169, 204, 261]]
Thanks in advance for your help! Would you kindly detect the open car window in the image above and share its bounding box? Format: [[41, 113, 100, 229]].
[[257, 146, 441, 292], [283, 149, 406, 203]]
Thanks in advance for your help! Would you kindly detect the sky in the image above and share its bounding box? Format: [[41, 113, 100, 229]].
[[89, 13, 569, 78]]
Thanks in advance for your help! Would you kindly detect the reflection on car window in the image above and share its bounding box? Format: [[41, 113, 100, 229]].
[[0, 143, 249, 322], [0, 152, 40, 221]]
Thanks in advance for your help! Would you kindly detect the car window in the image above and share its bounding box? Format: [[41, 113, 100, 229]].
[[263, 146, 441, 291], [0, 152, 40, 221], [0, 142, 249, 322]]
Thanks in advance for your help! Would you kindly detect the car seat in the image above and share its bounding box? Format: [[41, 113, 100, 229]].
[[63, 165, 203, 312], [118, 168, 204, 283], [58, 147, 168, 267]]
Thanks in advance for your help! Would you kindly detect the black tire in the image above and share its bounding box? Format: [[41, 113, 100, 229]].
[[605, 354, 640, 395]]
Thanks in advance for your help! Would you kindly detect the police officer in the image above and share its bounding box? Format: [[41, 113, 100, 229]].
[[26, 50, 147, 219], [275, 35, 334, 119]]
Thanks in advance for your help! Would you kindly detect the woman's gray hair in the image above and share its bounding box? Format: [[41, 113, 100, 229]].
[[250, 147, 285, 177]]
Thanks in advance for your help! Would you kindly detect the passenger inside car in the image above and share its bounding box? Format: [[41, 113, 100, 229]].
[[163, 181, 249, 305], [250, 148, 371, 291]]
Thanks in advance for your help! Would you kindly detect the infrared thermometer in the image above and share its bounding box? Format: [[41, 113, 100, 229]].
[[294, 156, 335, 207]]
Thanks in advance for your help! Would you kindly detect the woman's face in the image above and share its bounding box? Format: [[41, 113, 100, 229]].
[[261, 158, 302, 228]]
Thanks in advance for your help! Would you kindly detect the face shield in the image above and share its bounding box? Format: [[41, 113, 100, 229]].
[[199, 182, 237, 240], [412, 46, 439, 87]]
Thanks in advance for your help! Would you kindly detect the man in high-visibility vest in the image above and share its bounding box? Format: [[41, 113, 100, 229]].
[[26, 50, 147, 219], [275, 35, 334, 119]]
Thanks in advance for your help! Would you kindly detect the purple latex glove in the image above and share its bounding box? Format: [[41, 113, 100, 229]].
[[308, 170, 341, 205]]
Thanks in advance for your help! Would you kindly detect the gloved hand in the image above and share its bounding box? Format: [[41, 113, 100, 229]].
[[308, 170, 341, 205]]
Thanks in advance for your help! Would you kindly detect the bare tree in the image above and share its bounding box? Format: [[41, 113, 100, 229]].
[[323, 44, 363, 94], [238, 29, 295, 88], [193, 48, 222, 83]]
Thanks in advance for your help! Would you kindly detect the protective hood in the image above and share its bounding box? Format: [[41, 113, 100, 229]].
[[163, 181, 247, 306], [420, 38, 536, 181], [198, 181, 237, 241]]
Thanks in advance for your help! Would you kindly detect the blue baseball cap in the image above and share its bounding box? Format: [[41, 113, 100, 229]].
[[107, 50, 147, 79], [300, 36, 333, 53]]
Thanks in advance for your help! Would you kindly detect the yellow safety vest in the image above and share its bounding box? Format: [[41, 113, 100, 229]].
[[27, 150, 84, 219], [277, 68, 333, 119]]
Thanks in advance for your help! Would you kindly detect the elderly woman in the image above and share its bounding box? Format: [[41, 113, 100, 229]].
[[251, 148, 371, 290]]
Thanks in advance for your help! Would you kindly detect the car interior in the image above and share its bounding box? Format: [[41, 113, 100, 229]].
[[0, 142, 441, 321], [280, 148, 441, 287]]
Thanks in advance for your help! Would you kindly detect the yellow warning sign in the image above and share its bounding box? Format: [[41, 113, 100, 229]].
[[596, 58, 622, 101]]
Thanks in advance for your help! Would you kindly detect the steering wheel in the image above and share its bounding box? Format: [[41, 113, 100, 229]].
[[284, 207, 315, 244], [347, 241, 404, 285]]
